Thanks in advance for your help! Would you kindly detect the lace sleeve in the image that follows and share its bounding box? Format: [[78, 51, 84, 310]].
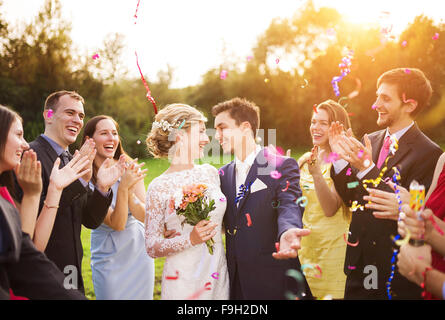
[[144, 182, 192, 258]]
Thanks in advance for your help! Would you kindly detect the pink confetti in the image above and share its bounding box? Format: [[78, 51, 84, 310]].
[[275, 58, 280, 64], [433, 32, 439, 40], [405, 68, 411, 74], [92, 53, 100, 60], [270, 170, 282, 179], [401, 40, 407, 47], [347, 265, 356, 270], [343, 233, 359, 247], [211, 272, 219, 279], [281, 180, 290, 192], [246, 55, 253, 61], [220, 70, 228, 80], [372, 105, 378, 110], [346, 168, 352, 176], [47, 109, 54, 118], [245, 213, 252, 227], [135, 51, 158, 114], [219, 197, 226, 202], [324, 152, 340, 163], [218, 168, 224, 176], [357, 150, 364, 159], [134, 0, 141, 24], [186, 282, 212, 300], [275, 242, 280, 252]]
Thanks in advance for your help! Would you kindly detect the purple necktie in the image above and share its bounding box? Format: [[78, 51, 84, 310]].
[[377, 136, 391, 169]]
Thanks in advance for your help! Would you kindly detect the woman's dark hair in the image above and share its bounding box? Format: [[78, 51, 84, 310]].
[[0, 105, 23, 200], [82, 115, 129, 184]]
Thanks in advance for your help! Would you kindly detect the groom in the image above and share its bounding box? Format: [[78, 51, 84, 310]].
[[212, 97, 312, 300]]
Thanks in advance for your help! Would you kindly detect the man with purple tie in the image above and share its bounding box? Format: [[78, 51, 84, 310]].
[[329, 68, 443, 299]]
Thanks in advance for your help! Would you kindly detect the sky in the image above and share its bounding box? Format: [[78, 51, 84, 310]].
[[2, 0, 444, 88]]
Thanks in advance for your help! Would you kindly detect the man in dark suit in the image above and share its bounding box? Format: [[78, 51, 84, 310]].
[[212, 98, 312, 300], [16, 91, 124, 294], [329, 68, 443, 299], [1, 195, 85, 299]]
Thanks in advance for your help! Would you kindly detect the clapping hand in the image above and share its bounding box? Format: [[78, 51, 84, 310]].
[[15, 150, 42, 197], [272, 228, 311, 260], [49, 152, 91, 191], [96, 154, 127, 193], [78, 138, 96, 182], [120, 159, 147, 190]]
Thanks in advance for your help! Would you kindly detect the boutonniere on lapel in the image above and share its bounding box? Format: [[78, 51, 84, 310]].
[[235, 181, 254, 205]]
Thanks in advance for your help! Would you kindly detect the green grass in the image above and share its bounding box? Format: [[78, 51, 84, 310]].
[[80, 151, 305, 300]]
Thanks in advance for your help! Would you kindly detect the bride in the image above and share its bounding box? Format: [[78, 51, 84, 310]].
[[144, 104, 229, 300]]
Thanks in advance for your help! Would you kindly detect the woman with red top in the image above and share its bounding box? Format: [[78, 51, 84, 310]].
[[397, 152, 445, 299], [0, 104, 86, 300]]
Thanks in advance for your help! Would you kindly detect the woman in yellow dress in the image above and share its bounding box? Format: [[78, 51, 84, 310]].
[[297, 100, 352, 299]]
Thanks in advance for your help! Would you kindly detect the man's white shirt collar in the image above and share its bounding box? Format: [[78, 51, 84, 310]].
[[235, 144, 262, 169], [385, 121, 414, 141]]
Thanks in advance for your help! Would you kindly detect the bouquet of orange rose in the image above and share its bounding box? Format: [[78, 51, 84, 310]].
[[172, 183, 216, 255]]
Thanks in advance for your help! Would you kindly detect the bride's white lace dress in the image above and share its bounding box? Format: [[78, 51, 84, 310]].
[[145, 164, 229, 300]]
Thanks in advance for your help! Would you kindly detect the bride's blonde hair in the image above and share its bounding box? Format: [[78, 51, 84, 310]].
[[146, 103, 207, 158]]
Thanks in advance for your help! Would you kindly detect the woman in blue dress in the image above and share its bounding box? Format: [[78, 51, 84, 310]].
[[83, 115, 154, 300]]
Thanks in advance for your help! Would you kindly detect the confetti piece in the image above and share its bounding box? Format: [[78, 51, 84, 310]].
[[346, 168, 352, 176], [433, 32, 439, 40], [401, 40, 407, 47], [264, 78, 270, 83], [357, 150, 364, 159], [347, 181, 360, 189], [347, 265, 356, 270], [343, 233, 359, 247], [295, 196, 308, 207], [281, 180, 290, 192], [220, 70, 228, 80], [350, 200, 364, 212], [324, 152, 339, 163], [312, 104, 318, 114], [428, 215, 445, 236], [246, 55, 253, 61], [211, 272, 219, 279], [135, 51, 158, 114], [92, 53, 100, 60], [275, 58, 280, 64], [245, 213, 252, 227], [314, 265, 322, 278], [136, 140, 141, 145], [394, 228, 411, 246], [186, 281, 212, 300], [219, 197, 226, 202], [272, 200, 280, 208], [270, 170, 282, 179], [275, 242, 280, 252], [177, 119, 186, 129], [404, 68, 411, 74], [372, 105, 378, 110], [300, 264, 315, 275], [303, 185, 310, 191], [300, 79, 309, 88], [47, 109, 54, 118], [218, 168, 224, 176], [133, 0, 141, 24], [165, 270, 179, 280]]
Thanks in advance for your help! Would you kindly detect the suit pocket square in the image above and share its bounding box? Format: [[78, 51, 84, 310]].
[[250, 178, 268, 193]]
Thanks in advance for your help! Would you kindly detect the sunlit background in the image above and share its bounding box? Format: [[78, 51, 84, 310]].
[[2, 0, 443, 88]]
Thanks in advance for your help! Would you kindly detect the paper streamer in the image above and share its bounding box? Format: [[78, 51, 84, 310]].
[[135, 51, 158, 114]]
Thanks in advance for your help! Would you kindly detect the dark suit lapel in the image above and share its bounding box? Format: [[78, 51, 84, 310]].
[[385, 124, 419, 170], [33, 135, 60, 171]]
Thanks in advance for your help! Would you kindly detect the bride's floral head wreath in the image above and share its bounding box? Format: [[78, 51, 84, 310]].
[[151, 119, 185, 132]]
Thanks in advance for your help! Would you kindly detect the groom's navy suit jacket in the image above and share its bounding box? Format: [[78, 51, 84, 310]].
[[220, 149, 312, 299]]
